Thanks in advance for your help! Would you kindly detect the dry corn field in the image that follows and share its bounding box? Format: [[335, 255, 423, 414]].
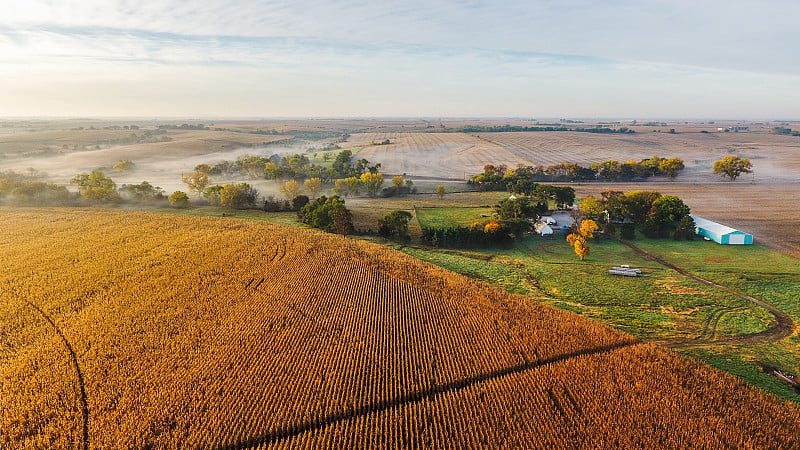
[[2, 209, 799, 449]]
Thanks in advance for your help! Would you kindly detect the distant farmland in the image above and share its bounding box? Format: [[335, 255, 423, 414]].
[[2, 209, 799, 448]]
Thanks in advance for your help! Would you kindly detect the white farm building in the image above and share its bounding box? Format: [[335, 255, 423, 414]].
[[690, 215, 753, 245]]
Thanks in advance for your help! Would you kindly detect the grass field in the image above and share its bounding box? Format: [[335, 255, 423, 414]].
[[3, 208, 800, 448]]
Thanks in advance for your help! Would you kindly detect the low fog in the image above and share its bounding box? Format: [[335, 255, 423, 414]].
[[1, 142, 314, 197]]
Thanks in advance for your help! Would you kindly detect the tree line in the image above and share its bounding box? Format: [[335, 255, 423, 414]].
[[470, 157, 685, 189]]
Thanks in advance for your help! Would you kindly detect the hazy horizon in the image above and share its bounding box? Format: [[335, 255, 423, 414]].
[[3, 1, 799, 119]]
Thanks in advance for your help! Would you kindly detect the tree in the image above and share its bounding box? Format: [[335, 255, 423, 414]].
[[714, 156, 752, 181], [361, 172, 384, 197], [436, 185, 446, 198], [220, 183, 258, 209], [392, 176, 404, 190], [578, 196, 605, 222], [169, 191, 189, 208], [659, 157, 685, 179], [648, 195, 690, 238], [113, 160, 135, 172], [304, 177, 322, 198], [378, 210, 413, 241], [119, 181, 164, 203], [333, 179, 346, 196], [566, 219, 598, 260], [279, 180, 300, 200], [203, 185, 224, 206], [332, 149, 353, 177], [333, 208, 354, 236], [194, 163, 212, 174], [494, 196, 542, 220], [675, 215, 697, 241], [71, 171, 121, 202], [344, 176, 361, 196], [298, 195, 349, 233], [182, 171, 209, 197]]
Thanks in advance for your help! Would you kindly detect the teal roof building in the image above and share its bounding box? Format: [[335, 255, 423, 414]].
[[690, 215, 753, 245]]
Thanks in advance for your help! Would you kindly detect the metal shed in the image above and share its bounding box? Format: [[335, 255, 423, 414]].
[[690, 215, 753, 245]]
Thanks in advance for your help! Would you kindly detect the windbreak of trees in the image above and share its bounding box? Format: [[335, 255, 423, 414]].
[[470, 157, 685, 189], [421, 220, 514, 249], [579, 190, 695, 240]]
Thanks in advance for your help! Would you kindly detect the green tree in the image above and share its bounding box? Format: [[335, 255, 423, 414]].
[[169, 190, 189, 208], [675, 215, 697, 241], [119, 181, 164, 202], [648, 195, 690, 237], [713, 156, 752, 181], [494, 196, 543, 220], [378, 210, 413, 241], [71, 171, 121, 202], [332, 149, 353, 177]]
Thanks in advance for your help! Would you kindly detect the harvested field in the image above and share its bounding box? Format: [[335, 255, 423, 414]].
[[2, 209, 800, 448], [348, 132, 528, 179], [476, 131, 800, 182], [346, 130, 800, 182]]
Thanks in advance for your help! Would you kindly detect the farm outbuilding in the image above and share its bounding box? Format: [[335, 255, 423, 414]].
[[690, 215, 753, 245], [534, 221, 554, 236]]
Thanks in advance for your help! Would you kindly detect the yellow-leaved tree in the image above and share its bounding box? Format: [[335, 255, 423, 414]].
[[566, 219, 599, 260]]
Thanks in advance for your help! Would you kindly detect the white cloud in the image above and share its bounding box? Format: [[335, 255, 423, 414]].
[[1, 1, 799, 117]]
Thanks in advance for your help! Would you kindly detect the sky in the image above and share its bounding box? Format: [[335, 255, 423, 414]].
[[2, 0, 799, 119]]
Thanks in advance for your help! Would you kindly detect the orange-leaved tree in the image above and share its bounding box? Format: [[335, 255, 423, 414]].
[[566, 219, 599, 260]]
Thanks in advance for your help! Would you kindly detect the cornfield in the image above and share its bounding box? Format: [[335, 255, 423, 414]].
[[1, 209, 798, 449]]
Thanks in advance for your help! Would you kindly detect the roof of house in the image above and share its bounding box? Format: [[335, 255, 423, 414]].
[[690, 215, 748, 236]]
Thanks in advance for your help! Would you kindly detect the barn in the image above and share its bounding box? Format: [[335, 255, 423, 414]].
[[690, 215, 753, 245]]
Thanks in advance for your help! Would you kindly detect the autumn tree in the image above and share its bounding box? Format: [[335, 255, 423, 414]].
[[279, 180, 300, 200], [578, 196, 605, 222], [168, 190, 189, 208], [566, 219, 599, 260], [182, 171, 209, 197], [436, 185, 446, 198], [113, 160, 135, 172], [713, 156, 752, 181], [658, 157, 685, 179], [344, 176, 361, 196], [361, 172, 384, 197], [392, 176, 404, 190], [304, 177, 322, 198], [220, 183, 258, 209], [333, 179, 346, 196], [71, 171, 121, 202]]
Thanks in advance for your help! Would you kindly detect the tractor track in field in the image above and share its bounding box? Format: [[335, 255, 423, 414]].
[[614, 238, 796, 348], [23, 299, 89, 450], [216, 340, 638, 450]]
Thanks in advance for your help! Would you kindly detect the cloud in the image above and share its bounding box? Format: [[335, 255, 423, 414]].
[[1, 1, 799, 117]]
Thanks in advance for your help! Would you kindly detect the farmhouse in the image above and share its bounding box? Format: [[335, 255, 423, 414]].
[[690, 215, 753, 245]]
